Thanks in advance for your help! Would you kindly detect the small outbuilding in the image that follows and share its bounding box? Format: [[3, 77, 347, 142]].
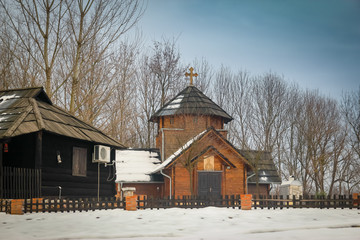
[[279, 176, 303, 198]]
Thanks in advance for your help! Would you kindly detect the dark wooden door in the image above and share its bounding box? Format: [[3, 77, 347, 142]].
[[198, 172, 222, 198]]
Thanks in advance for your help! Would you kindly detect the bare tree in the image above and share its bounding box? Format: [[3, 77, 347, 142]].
[[191, 57, 213, 94], [228, 70, 253, 149], [0, 17, 15, 89], [296, 91, 345, 195], [0, 0, 67, 97], [342, 87, 360, 159], [135, 54, 160, 148], [104, 40, 139, 145], [249, 72, 290, 177], [149, 38, 186, 107], [0, 0, 144, 111], [64, 0, 144, 114]]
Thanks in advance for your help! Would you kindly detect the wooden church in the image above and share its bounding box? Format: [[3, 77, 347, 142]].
[[115, 68, 281, 198]]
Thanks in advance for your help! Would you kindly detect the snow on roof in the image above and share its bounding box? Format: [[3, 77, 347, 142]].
[[0, 94, 20, 109], [0, 94, 20, 102], [150, 129, 207, 173], [281, 176, 302, 186], [164, 95, 184, 110], [115, 149, 161, 182]]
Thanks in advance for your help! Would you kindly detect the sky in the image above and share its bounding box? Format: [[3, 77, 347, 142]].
[[131, 0, 360, 99]]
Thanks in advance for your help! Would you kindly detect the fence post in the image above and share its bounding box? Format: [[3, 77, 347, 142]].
[[240, 194, 252, 210], [292, 195, 296, 208], [10, 199, 24, 215], [352, 193, 359, 209], [125, 195, 137, 211]]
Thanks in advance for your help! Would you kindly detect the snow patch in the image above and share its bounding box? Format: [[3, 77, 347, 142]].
[[260, 176, 268, 181], [115, 150, 161, 182]]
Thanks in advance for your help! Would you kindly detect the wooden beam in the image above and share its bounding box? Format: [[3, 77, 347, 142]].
[[30, 98, 45, 130], [3, 105, 33, 138]]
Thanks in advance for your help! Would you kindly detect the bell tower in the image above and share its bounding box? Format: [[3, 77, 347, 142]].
[[150, 68, 233, 161]]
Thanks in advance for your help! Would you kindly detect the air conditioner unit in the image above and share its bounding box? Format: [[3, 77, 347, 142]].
[[93, 145, 110, 163]]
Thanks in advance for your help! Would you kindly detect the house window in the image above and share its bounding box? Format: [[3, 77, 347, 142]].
[[170, 116, 174, 125], [72, 147, 87, 176]]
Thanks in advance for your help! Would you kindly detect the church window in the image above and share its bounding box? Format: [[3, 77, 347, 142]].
[[204, 156, 214, 171], [170, 116, 174, 124]]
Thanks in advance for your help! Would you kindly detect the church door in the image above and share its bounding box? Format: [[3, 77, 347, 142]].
[[198, 172, 222, 198]]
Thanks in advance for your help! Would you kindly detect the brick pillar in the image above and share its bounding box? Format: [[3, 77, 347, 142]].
[[241, 194, 252, 210], [353, 193, 359, 207], [10, 199, 24, 215], [125, 195, 137, 211]]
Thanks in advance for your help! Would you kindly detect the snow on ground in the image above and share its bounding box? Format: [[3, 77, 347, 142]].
[[1, 207, 359, 240]]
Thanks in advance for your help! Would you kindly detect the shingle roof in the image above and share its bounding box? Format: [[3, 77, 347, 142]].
[[0, 87, 124, 148], [239, 150, 282, 184], [150, 86, 233, 123]]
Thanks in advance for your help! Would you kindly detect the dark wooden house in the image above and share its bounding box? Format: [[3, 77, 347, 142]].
[[0, 87, 124, 199], [115, 68, 281, 198]]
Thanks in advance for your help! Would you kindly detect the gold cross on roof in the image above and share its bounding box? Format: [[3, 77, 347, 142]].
[[185, 67, 198, 86]]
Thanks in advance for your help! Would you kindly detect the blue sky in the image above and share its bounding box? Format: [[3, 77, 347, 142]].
[[133, 0, 360, 99]]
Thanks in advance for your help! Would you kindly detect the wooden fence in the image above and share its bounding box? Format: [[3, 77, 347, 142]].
[[253, 194, 359, 209], [23, 197, 124, 213], [1, 167, 41, 199], [0, 199, 10, 212], [1, 194, 359, 214], [138, 194, 360, 210], [137, 195, 241, 209]]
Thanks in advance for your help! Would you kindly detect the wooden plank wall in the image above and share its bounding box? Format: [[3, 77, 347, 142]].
[[41, 132, 116, 198]]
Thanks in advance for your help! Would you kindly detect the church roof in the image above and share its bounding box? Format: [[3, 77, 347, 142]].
[[150, 127, 251, 173], [0, 87, 124, 148], [151, 129, 208, 173], [150, 86, 233, 123], [240, 150, 282, 184]]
